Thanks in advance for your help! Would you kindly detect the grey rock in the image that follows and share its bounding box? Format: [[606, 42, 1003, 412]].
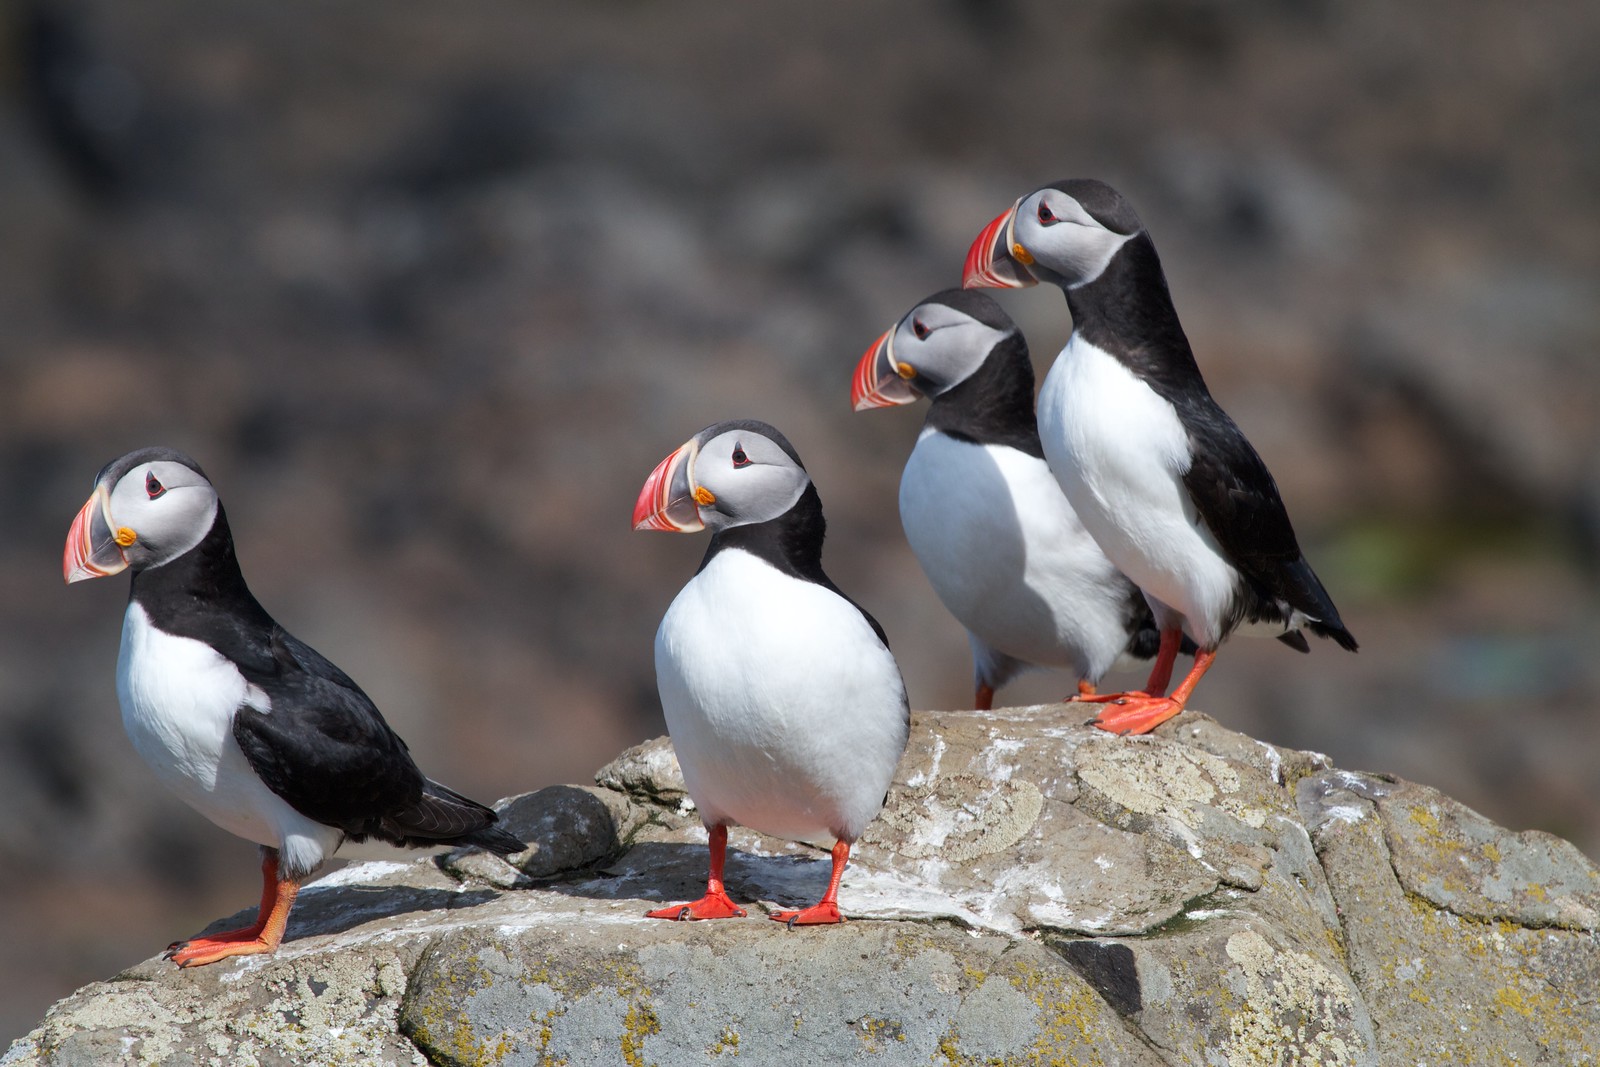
[[595, 737, 693, 812], [399, 923, 1166, 1067], [1302, 768, 1600, 1064], [441, 784, 645, 889], [8, 707, 1600, 1065]]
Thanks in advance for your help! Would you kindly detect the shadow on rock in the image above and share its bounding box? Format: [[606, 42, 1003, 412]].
[[555, 838, 846, 918], [191, 883, 504, 950]]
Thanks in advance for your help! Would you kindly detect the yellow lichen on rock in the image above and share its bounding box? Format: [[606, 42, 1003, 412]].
[[1219, 930, 1370, 1067], [1001, 959, 1111, 1067]]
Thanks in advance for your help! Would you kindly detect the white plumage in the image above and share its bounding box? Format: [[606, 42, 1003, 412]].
[[117, 602, 341, 875], [962, 179, 1357, 734], [1037, 334, 1243, 648], [898, 427, 1142, 686], [655, 547, 908, 846]]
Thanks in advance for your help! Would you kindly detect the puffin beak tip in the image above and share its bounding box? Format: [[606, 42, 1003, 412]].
[[962, 202, 1037, 290], [63, 487, 129, 583], [632, 443, 705, 533], [850, 330, 918, 411]]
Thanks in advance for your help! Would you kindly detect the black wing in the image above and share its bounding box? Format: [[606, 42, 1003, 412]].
[[231, 627, 424, 836], [231, 628, 513, 848], [1178, 397, 1357, 650]]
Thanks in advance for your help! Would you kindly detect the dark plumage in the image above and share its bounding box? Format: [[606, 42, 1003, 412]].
[[963, 180, 1356, 733], [852, 289, 1194, 709], [66, 447, 524, 966]]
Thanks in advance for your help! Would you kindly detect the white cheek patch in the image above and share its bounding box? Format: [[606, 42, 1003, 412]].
[[921, 319, 1012, 393], [110, 474, 219, 569], [1064, 228, 1135, 289], [1018, 195, 1136, 289]]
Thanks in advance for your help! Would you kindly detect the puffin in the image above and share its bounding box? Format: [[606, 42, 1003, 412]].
[[64, 447, 526, 966], [962, 179, 1357, 735], [633, 420, 909, 925], [851, 287, 1176, 709]]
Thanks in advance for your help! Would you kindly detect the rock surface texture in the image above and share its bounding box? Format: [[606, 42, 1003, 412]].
[[8, 707, 1599, 1066]]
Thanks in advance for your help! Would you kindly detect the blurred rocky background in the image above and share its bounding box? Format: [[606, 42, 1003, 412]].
[[0, 0, 1595, 1045]]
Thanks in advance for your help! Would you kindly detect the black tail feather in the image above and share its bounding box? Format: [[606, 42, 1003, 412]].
[[379, 778, 527, 854], [1278, 557, 1358, 653], [456, 824, 528, 856], [1309, 618, 1359, 653]]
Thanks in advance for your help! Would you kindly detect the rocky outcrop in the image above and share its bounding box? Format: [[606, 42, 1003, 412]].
[[8, 707, 1599, 1066]]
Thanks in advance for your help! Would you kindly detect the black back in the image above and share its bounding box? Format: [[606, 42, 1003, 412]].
[[1064, 233, 1357, 650], [129, 506, 524, 864]]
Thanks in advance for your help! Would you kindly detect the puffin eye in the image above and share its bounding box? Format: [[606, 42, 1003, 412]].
[[145, 472, 166, 499], [1037, 201, 1057, 224], [731, 447, 751, 469], [912, 319, 930, 340]]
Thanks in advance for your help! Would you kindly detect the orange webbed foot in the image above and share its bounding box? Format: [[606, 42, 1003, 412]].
[[165, 854, 299, 967], [165, 927, 279, 967], [1088, 694, 1184, 735], [770, 900, 844, 926], [1074, 688, 1146, 706], [1064, 679, 1102, 702], [646, 890, 747, 921]]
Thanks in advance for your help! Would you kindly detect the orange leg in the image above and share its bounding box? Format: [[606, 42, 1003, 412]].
[[975, 684, 995, 711], [647, 824, 747, 920], [1142, 627, 1183, 697], [167, 849, 301, 967], [771, 840, 850, 926], [1091, 648, 1218, 736], [1074, 626, 1184, 705]]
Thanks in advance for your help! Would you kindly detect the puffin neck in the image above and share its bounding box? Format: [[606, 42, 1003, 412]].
[[924, 331, 1044, 458], [699, 481, 829, 585], [1063, 233, 1208, 392], [698, 481, 890, 648], [128, 505, 270, 625]]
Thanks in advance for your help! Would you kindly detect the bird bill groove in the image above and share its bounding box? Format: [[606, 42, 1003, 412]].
[[633, 440, 706, 532], [850, 329, 920, 411], [962, 198, 1038, 290], [64, 485, 130, 583]]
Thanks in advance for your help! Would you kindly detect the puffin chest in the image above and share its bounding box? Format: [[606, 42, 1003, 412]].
[[1042, 338, 1192, 503], [116, 601, 269, 796], [655, 549, 890, 747]]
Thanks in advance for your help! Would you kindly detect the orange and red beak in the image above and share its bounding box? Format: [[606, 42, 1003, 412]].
[[962, 197, 1038, 291], [850, 328, 922, 412], [632, 438, 706, 533], [64, 484, 129, 583]]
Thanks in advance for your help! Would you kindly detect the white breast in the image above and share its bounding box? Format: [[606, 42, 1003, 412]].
[[654, 549, 909, 845], [116, 602, 341, 874], [1036, 335, 1239, 647], [899, 429, 1139, 685]]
